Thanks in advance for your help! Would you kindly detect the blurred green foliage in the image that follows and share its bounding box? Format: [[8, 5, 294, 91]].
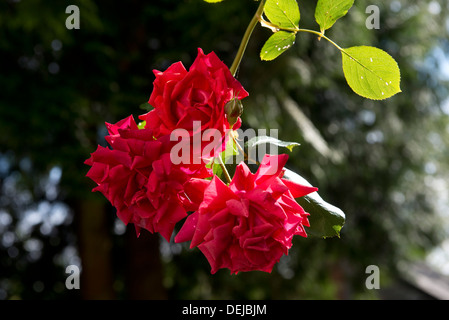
[[1, 0, 448, 299]]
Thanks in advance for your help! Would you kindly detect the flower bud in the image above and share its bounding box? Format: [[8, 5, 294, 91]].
[[225, 97, 243, 127]]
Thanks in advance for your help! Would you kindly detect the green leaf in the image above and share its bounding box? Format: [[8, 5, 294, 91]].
[[212, 159, 223, 178], [139, 102, 153, 111], [245, 135, 300, 152], [283, 168, 345, 238], [260, 31, 296, 61], [203, 0, 224, 3], [212, 132, 239, 178], [264, 0, 300, 29], [222, 133, 239, 163], [137, 121, 146, 130], [315, 0, 354, 33], [342, 46, 401, 100]]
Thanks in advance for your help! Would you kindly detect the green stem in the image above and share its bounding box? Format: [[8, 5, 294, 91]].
[[216, 153, 232, 184], [257, 16, 346, 54], [230, 0, 267, 77], [231, 133, 259, 165], [297, 28, 345, 52]]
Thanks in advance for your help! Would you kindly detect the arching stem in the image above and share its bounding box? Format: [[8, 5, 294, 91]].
[[230, 0, 267, 76]]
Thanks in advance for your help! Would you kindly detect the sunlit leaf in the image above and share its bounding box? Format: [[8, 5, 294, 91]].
[[260, 31, 296, 61], [137, 121, 146, 130], [245, 135, 300, 152], [315, 0, 354, 32], [264, 0, 300, 29], [315, 0, 354, 33], [342, 46, 401, 100], [212, 132, 239, 178]]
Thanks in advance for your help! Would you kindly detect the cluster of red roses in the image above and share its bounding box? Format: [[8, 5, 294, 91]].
[[85, 48, 317, 274]]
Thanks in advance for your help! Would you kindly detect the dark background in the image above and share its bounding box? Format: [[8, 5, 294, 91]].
[[1, 0, 449, 299]]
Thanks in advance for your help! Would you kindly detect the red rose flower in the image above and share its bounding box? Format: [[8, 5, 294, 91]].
[[139, 48, 248, 154], [175, 154, 318, 274], [84, 115, 210, 241]]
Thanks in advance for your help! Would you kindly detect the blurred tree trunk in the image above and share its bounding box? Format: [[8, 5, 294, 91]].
[[76, 199, 116, 299], [331, 260, 352, 300], [125, 227, 167, 299]]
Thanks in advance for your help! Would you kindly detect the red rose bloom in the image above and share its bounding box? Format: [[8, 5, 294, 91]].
[[139, 48, 248, 141], [84, 115, 210, 241], [175, 154, 318, 274]]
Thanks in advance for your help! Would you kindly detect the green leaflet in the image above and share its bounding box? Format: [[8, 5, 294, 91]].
[[245, 135, 300, 152], [260, 31, 296, 61], [264, 0, 300, 30], [139, 102, 153, 111], [283, 168, 345, 238], [260, 0, 300, 61], [211, 132, 239, 179], [137, 121, 146, 130], [342, 46, 401, 100], [315, 0, 354, 33]]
